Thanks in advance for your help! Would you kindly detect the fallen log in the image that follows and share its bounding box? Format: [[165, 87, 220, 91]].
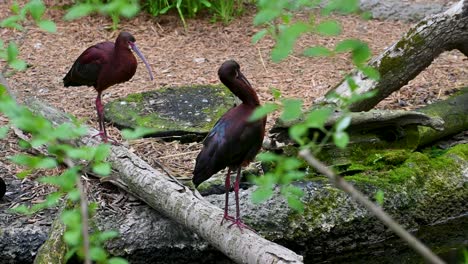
[[316, 0, 468, 111], [23, 97, 303, 264]]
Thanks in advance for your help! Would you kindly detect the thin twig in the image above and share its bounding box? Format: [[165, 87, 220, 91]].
[[257, 47, 268, 73], [158, 150, 199, 159], [64, 158, 91, 264], [299, 149, 445, 264]]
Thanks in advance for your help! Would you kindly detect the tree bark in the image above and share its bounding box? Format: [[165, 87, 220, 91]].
[[316, 0, 468, 111], [23, 97, 303, 264]]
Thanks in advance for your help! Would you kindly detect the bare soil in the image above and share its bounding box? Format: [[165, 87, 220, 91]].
[[0, 1, 467, 224]]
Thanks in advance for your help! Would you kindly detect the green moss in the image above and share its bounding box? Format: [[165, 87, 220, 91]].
[[104, 84, 237, 137]]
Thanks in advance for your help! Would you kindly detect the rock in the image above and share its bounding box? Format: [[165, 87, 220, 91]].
[[359, 0, 452, 21], [104, 85, 237, 142]]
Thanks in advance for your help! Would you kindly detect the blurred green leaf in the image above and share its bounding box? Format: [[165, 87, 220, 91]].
[[375, 190, 385, 206], [282, 157, 302, 170], [108, 257, 129, 264], [93, 162, 111, 176], [252, 187, 273, 203], [9, 154, 57, 169], [90, 247, 107, 262], [68, 188, 80, 201], [335, 116, 351, 132], [271, 22, 310, 62], [64, 4, 95, 20], [315, 20, 341, 36], [305, 108, 333, 129], [333, 131, 349, 148], [0, 16, 23, 30], [289, 123, 308, 145], [121, 127, 157, 140], [28, 0, 46, 21], [252, 29, 268, 44], [281, 98, 302, 122], [271, 88, 281, 100], [0, 126, 9, 139], [94, 144, 110, 162], [97, 230, 119, 243], [359, 65, 380, 80], [7, 42, 19, 62], [120, 3, 140, 17], [303, 46, 333, 57], [37, 20, 56, 33], [287, 195, 304, 212], [64, 228, 81, 246], [256, 152, 280, 162], [248, 103, 278, 121], [9, 59, 27, 70], [11, 204, 30, 214], [254, 9, 281, 25]]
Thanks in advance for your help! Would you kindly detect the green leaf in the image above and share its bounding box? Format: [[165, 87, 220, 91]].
[[345, 75, 358, 92], [253, 9, 281, 25], [61, 210, 81, 226], [305, 108, 333, 129], [108, 257, 129, 264], [256, 152, 279, 162], [94, 144, 110, 161], [90, 247, 107, 262], [251, 187, 273, 203], [351, 44, 371, 65], [0, 126, 9, 138], [248, 103, 278, 121], [64, 4, 95, 20], [9, 59, 27, 71], [303, 46, 333, 57], [280, 98, 302, 122], [11, 204, 30, 214], [121, 127, 157, 140], [335, 116, 351, 132], [11, 2, 20, 14], [359, 66, 380, 80], [333, 131, 349, 148], [375, 190, 385, 206], [252, 29, 268, 44], [9, 154, 58, 169], [37, 20, 56, 33], [361, 11, 373, 20], [28, 1, 46, 21], [98, 230, 119, 242], [45, 192, 62, 207], [68, 189, 80, 201], [120, 3, 140, 18], [63, 229, 81, 246], [335, 39, 364, 53], [93, 162, 111, 176], [282, 157, 302, 170], [287, 195, 304, 212], [315, 20, 341, 36], [0, 16, 23, 30], [271, 22, 310, 62], [271, 88, 281, 100], [7, 42, 19, 62], [289, 123, 308, 145]]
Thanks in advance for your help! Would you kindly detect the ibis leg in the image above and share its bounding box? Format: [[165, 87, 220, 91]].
[[228, 167, 255, 232], [221, 169, 235, 225], [94, 92, 108, 142]]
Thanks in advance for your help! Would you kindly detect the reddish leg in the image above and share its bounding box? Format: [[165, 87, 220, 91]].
[[93, 92, 118, 144], [227, 167, 255, 232], [221, 169, 235, 224]]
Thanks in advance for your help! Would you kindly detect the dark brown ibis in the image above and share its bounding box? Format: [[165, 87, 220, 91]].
[[193, 60, 266, 230], [63, 32, 153, 142]]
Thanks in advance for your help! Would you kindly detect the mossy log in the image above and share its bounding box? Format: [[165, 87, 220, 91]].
[[315, 0, 468, 111], [23, 97, 303, 264], [33, 207, 67, 264], [270, 88, 467, 155]]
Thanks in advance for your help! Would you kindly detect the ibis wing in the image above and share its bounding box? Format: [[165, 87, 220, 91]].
[[63, 42, 113, 87]]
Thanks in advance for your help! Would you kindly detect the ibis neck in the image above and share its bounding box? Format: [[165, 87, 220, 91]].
[[225, 79, 260, 106]]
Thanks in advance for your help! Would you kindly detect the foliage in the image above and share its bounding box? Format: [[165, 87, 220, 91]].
[[250, 0, 381, 212], [0, 85, 126, 263], [64, 0, 140, 30], [0, 0, 56, 71], [143, 0, 245, 28]]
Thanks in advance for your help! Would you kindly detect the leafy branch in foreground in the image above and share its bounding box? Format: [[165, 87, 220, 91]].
[[0, 85, 127, 264]]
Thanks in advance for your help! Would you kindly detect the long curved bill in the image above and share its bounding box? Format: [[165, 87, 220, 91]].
[[130, 43, 154, 81]]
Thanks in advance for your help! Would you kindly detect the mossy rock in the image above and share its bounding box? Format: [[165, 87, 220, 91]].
[[104, 85, 237, 141]]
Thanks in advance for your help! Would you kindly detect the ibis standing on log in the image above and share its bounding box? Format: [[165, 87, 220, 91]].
[[193, 60, 266, 230], [63, 32, 154, 142]]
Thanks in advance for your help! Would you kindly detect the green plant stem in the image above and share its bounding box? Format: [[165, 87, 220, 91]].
[[299, 149, 445, 264], [64, 158, 91, 264]]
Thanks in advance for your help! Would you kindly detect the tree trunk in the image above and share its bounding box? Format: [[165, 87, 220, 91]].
[[23, 97, 303, 264], [316, 0, 468, 111]]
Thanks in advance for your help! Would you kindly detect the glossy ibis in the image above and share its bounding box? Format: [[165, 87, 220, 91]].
[[63, 32, 154, 142], [193, 60, 266, 230], [0, 177, 5, 199]]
